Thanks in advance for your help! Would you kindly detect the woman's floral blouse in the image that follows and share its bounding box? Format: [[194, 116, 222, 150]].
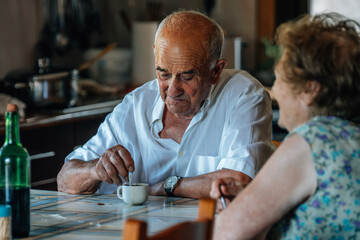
[[270, 116, 360, 239]]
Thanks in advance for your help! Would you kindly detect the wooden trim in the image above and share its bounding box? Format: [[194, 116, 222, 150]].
[[256, 0, 276, 64], [31, 177, 57, 187]]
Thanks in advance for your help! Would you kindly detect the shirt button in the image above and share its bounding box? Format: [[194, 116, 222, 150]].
[[178, 150, 184, 157]]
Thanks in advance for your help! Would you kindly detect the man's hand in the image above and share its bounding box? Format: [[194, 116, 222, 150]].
[[92, 145, 135, 185], [57, 144, 135, 194], [210, 177, 248, 211]]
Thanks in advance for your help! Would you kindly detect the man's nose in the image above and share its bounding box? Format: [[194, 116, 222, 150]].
[[167, 77, 183, 97]]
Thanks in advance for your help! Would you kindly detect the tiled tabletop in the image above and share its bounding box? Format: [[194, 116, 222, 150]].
[[20, 189, 200, 239]]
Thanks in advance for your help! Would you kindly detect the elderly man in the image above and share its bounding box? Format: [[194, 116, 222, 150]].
[[57, 10, 274, 198]]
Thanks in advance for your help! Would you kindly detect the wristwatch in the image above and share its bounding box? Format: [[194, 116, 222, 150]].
[[164, 176, 182, 196]]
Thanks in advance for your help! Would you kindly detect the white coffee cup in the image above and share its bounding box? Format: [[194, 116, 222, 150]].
[[117, 183, 149, 205]]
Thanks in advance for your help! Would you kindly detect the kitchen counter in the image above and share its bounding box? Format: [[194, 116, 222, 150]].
[[22, 98, 122, 130], [0, 95, 125, 190], [0, 96, 124, 134]]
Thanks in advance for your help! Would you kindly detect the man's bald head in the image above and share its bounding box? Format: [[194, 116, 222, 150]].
[[154, 10, 224, 67]]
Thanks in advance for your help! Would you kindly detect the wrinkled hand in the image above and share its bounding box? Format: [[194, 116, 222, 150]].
[[92, 145, 134, 185], [210, 177, 248, 212]]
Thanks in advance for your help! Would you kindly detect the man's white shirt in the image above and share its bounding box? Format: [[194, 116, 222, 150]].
[[65, 69, 274, 193]]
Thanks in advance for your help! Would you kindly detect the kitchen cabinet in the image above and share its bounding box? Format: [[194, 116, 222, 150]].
[[25, 118, 103, 190], [0, 99, 122, 190]]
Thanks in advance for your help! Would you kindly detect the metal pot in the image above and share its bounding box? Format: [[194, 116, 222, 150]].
[[1, 43, 116, 109], [27, 69, 79, 108], [2, 66, 79, 109]]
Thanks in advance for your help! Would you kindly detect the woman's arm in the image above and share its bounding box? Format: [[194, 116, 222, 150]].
[[213, 134, 317, 240]]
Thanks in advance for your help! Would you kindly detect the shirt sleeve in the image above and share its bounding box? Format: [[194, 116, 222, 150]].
[[64, 114, 117, 162], [217, 89, 275, 178], [64, 94, 136, 163]]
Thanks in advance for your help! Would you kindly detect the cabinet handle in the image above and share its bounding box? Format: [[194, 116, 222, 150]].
[[30, 151, 56, 160]]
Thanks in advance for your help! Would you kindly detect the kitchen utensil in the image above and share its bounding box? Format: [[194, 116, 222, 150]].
[[220, 195, 227, 208], [29, 42, 117, 105], [77, 42, 117, 71], [2, 43, 116, 108], [219, 184, 227, 208], [128, 172, 132, 186], [30, 42, 117, 107], [83, 48, 131, 87], [29, 69, 79, 108], [2, 64, 78, 109]]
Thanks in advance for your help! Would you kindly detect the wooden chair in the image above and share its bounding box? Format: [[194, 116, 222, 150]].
[[271, 140, 282, 148], [122, 198, 216, 240]]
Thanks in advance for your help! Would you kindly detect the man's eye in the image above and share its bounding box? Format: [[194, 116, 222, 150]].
[[181, 74, 194, 81], [159, 73, 171, 80]]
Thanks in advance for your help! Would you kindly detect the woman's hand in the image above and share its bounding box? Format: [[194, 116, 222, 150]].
[[210, 177, 248, 211]]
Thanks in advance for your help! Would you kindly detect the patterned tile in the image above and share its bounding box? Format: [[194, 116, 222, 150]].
[[27, 190, 200, 239]]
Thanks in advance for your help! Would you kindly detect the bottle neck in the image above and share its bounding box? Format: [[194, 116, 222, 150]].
[[4, 111, 21, 145]]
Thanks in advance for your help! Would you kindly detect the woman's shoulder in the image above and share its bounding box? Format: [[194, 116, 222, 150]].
[[287, 116, 360, 150], [292, 116, 358, 136]]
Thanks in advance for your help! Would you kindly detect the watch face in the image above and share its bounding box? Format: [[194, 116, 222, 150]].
[[165, 176, 178, 188]]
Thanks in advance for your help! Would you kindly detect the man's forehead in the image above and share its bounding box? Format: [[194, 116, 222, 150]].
[[155, 37, 207, 62], [155, 58, 199, 72], [156, 20, 210, 49], [156, 66, 196, 75]]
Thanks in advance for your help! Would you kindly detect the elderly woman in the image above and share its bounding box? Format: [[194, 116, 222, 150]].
[[210, 13, 360, 239]]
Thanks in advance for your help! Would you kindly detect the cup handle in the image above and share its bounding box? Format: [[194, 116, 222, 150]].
[[117, 185, 123, 200]]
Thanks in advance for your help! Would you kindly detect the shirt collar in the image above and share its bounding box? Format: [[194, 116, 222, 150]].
[[150, 82, 217, 124], [199, 83, 216, 112], [151, 93, 164, 124]]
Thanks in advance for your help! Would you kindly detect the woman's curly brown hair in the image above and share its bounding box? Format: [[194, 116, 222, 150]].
[[275, 13, 360, 123]]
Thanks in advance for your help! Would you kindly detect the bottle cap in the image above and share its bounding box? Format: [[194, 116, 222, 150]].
[[6, 103, 18, 112], [0, 205, 11, 217]]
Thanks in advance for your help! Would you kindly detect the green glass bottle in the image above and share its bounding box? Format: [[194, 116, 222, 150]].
[[0, 103, 30, 237]]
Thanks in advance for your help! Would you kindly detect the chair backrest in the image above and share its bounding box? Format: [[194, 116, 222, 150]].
[[271, 140, 282, 148], [122, 198, 216, 240]]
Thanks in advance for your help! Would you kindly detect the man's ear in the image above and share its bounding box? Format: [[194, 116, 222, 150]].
[[211, 59, 227, 84], [302, 80, 321, 106]]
